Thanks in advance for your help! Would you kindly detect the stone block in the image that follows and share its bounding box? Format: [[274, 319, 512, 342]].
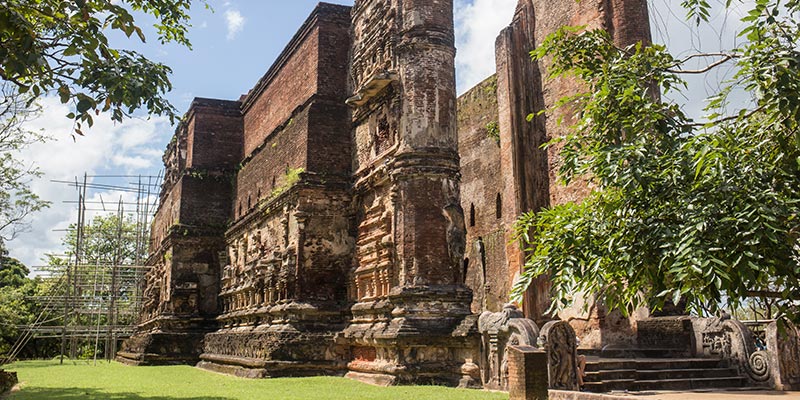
[[507, 345, 548, 400], [0, 370, 17, 395]]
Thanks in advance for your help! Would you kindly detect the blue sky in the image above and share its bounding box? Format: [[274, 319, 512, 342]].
[[11, 0, 750, 268], [125, 1, 357, 111]]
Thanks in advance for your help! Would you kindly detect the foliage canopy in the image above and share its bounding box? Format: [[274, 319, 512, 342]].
[[512, 0, 800, 322], [0, 84, 49, 243], [0, 0, 203, 133]]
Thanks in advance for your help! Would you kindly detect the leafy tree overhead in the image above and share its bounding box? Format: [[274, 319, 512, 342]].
[[512, 0, 800, 322], [0, 0, 204, 133]]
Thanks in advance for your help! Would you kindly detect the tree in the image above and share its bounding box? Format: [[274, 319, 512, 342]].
[[0, 247, 29, 288], [63, 214, 146, 265], [0, 83, 49, 244], [512, 0, 800, 322], [1, 0, 204, 133], [0, 248, 45, 359]]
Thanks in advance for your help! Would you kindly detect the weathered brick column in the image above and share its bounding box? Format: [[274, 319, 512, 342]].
[[495, 0, 552, 323], [117, 99, 243, 366], [342, 0, 478, 387]]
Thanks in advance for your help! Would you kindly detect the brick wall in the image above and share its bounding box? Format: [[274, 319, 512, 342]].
[[234, 107, 310, 221], [234, 4, 352, 223], [240, 4, 351, 158], [457, 75, 511, 313], [186, 99, 243, 170]]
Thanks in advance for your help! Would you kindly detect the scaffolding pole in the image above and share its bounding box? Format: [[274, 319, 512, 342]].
[[3, 173, 162, 365]]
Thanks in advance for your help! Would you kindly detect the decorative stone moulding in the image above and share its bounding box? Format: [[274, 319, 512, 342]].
[[346, 71, 399, 107], [693, 316, 771, 385], [478, 304, 580, 391]]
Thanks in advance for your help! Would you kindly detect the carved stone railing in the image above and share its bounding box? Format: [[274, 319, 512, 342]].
[[693, 316, 771, 385], [478, 304, 579, 391]]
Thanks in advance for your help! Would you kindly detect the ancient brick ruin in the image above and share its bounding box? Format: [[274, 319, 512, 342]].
[[119, 0, 799, 393]]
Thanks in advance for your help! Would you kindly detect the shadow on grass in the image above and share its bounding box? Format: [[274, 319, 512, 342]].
[[11, 387, 231, 400], [7, 362, 106, 370]]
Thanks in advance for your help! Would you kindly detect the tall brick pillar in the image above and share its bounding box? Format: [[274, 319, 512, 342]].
[[343, 0, 479, 387], [496, 0, 552, 323]]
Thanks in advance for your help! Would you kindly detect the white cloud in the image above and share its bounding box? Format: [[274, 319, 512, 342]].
[[454, 0, 517, 94], [8, 96, 171, 269], [225, 9, 245, 41]]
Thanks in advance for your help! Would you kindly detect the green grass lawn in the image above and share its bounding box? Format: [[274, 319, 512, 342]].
[[6, 360, 509, 400]]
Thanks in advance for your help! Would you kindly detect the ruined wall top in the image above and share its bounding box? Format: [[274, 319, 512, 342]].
[[239, 3, 351, 157], [240, 3, 351, 113]]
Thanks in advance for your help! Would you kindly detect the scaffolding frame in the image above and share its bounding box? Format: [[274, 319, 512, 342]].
[[2, 173, 162, 365]]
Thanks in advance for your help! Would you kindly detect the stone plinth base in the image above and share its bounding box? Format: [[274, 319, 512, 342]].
[[0, 370, 17, 395], [197, 326, 346, 378], [116, 331, 207, 366], [117, 316, 214, 366], [345, 371, 398, 386], [197, 354, 345, 379], [342, 286, 480, 387]]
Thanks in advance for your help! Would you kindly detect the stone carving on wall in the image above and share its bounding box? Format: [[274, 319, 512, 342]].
[[351, 191, 394, 302], [140, 262, 168, 322], [478, 304, 540, 390], [538, 320, 580, 391], [443, 204, 467, 282], [220, 209, 297, 318], [695, 316, 771, 384], [351, 0, 397, 92], [161, 129, 187, 193], [766, 321, 800, 390]]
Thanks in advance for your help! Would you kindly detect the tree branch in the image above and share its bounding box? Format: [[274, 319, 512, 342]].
[[666, 53, 738, 74]]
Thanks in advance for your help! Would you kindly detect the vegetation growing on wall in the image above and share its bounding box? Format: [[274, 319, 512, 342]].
[[269, 167, 304, 200], [485, 121, 500, 142]]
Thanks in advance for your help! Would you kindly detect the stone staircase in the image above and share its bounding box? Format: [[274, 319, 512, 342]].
[[582, 350, 747, 393]]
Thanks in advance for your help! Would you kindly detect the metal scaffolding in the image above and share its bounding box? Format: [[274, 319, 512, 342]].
[[2, 173, 162, 365]]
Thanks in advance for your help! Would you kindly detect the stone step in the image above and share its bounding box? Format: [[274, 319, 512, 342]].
[[584, 367, 741, 383], [584, 376, 746, 392], [584, 358, 728, 372], [581, 347, 690, 359]]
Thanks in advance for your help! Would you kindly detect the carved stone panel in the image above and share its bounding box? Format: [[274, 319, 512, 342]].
[[221, 206, 294, 315], [352, 187, 394, 302], [351, 0, 398, 91], [694, 317, 771, 385], [538, 320, 580, 391]]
